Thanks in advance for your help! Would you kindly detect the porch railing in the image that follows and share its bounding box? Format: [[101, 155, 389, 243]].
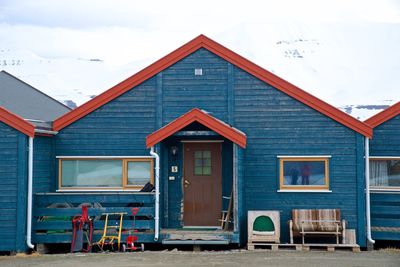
[[32, 192, 156, 244]]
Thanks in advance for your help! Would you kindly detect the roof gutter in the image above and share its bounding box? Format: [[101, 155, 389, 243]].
[[365, 137, 375, 245], [34, 129, 58, 135]]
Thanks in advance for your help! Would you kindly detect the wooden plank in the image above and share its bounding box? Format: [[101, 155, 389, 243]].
[[247, 243, 360, 251], [34, 207, 155, 217], [327, 246, 335, 252], [156, 72, 163, 129], [33, 220, 154, 230], [372, 218, 400, 228], [32, 232, 157, 244], [371, 205, 400, 216], [227, 63, 234, 125], [0, 124, 22, 252], [34, 193, 155, 206], [372, 231, 400, 241]]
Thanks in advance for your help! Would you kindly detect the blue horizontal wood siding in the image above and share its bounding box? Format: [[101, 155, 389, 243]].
[[232, 66, 366, 246], [55, 77, 157, 156], [370, 115, 400, 156], [161, 48, 228, 124], [0, 122, 28, 252], [369, 115, 400, 240], [33, 136, 55, 193], [51, 47, 366, 246]]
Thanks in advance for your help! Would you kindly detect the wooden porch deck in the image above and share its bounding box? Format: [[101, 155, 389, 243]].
[[247, 243, 361, 252]]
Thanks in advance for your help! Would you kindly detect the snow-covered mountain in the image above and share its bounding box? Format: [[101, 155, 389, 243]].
[[0, 48, 150, 108], [1, 22, 398, 120]]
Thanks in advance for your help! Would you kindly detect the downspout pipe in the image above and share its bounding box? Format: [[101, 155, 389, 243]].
[[26, 137, 34, 249], [365, 137, 375, 244], [150, 147, 160, 241]]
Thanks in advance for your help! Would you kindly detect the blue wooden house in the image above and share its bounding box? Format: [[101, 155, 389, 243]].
[[0, 106, 35, 252], [0, 71, 70, 253], [365, 102, 400, 241], [1, 35, 376, 252]]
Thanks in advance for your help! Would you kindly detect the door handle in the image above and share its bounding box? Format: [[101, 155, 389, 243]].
[[184, 179, 191, 188]]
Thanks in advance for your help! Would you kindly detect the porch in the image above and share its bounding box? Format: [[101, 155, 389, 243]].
[[148, 108, 246, 245], [32, 192, 240, 246], [32, 192, 156, 244], [32, 109, 246, 248]]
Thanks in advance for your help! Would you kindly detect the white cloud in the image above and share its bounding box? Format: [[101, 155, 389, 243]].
[[0, 0, 399, 110]]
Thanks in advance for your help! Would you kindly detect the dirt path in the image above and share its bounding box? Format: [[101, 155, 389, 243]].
[[1, 250, 400, 267]]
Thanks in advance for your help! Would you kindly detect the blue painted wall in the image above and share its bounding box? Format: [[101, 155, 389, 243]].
[[0, 122, 28, 252], [369, 115, 400, 240], [54, 48, 367, 245], [55, 76, 157, 156], [370, 115, 400, 156], [232, 65, 366, 245], [33, 136, 55, 193]]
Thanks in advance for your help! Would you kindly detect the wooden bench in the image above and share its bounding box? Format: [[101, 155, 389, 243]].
[[289, 209, 346, 244]]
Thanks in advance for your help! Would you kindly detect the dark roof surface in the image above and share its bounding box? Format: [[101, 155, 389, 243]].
[[0, 70, 71, 125]]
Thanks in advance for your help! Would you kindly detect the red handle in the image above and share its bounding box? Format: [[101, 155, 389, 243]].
[[131, 207, 139, 216]]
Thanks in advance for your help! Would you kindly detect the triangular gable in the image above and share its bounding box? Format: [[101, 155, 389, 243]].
[[146, 108, 246, 148], [0, 106, 35, 137], [53, 35, 372, 138], [365, 101, 400, 128]]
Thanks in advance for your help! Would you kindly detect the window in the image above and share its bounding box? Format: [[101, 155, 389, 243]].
[[61, 160, 122, 187], [370, 158, 400, 189], [194, 150, 211, 175], [279, 157, 330, 190], [59, 158, 154, 190], [125, 159, 153, 188]]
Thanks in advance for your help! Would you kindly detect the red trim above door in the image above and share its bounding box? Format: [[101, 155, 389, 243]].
[[146, 108, 246, 148]]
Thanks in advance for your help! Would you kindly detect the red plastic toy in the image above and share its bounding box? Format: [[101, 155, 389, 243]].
[[122, 207, 144, 252]]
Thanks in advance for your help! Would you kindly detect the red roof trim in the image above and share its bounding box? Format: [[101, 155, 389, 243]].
[[53, 35, 372, 138], [146, 108, 246, 148], [364, 101, 400, 128], [0, 106, 35, 137]]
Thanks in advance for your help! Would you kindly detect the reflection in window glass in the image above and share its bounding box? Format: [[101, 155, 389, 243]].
[[281, 159, 328, 188], [194, 150, 212, 175], [127, 161, 151, 186], [62, 160, 122, 187], [370, 160, 400, 187]]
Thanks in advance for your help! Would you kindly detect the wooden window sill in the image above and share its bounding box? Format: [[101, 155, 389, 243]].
[[277, 189, 332, 193]]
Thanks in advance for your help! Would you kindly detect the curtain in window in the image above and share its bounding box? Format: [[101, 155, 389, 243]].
[[370, 160, 388, 186]]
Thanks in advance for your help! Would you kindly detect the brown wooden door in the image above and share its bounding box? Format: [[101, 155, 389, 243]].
[[183, 142, 222, 226]]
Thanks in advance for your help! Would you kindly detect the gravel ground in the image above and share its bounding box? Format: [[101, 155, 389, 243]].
[[1, 250, 399, 267]]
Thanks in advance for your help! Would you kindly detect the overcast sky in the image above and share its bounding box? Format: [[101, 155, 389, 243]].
[[0, 0, 399, 109], [1, 0, 398, 64]]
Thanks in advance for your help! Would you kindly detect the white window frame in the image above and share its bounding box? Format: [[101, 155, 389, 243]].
[[369, 156, 400, 191]]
